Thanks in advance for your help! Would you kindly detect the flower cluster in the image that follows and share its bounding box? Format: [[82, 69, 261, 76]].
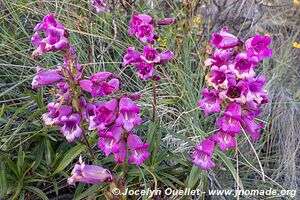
[[90, 0, 106, 13], [122, 14, 175, 80], [31, 14, 150, 186], [192, 27, 272, 170]]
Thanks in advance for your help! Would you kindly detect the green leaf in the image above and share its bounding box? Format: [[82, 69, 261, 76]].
[[74, 184, 104, 200], [216, 150, 244, 190], [187, 165, 201, 189], [0, 162, 8, 198], [25, 186, 49, 200], [52, 144, 85, 176]]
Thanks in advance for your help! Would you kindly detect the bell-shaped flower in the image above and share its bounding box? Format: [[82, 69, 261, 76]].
[[79, 72, 119, 98], [216, 103, 242, 135], [220, 77, 247, 103], [98, 125, 122, 156], [243, 76, 268, 104], [89, 99, 118, 130], [112, 140, 127, 163], [32, 14, 69, 57], [128, 14, 153, 35], [191, 139, 215, 170], [206, 65, 231, 89], [204, 49, 233, 67], [127, 134, 150, 166], [116, 97, 142, 131], [245, 34, 272, 61], [122, 47, 142, 67], [60, 114, 82, 142], [210, 131, 237, 151], [241, 112, 263, 141], [210, 27, 241, 49], [158, 50, 174, 65], [42, 102, 72, 126], [90, 0, 106, 13], [140, 45, 160, 64], [198, 88, 221, 116], [68, 157, 113, 185], [135, 24, 154, 44], [229, 52, 259, 79], [135, 62, 155, 80], [32, 67, 63, 89], [157, 18, 175, 25]]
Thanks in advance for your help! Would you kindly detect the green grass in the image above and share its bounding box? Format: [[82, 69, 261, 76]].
[[0, 0, 299, 199]]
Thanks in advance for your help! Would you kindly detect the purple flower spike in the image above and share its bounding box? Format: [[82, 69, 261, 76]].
[[60, 114, 82, 142], [32, 67, 63, 89], [68, 157, 113, 185], [157, 18, 175, 25], [198, 88, 221, 116], [135, 24, 155, 44], [216, 103, 242, 135], [122, 47, 142, 67], [128, 14, 153, 35], [141, 45, 160, 64], [98, 125, 122, 156], [210, 27, 241, 49], [241, 112, 263, 141], [42, 103, 72, 126], [89, 99, 118, 130], [112, 140, 127, 163], [127, 134, 150, 166], [210, 131, 237, 151], [116, 97, 142, 131], [90, 0, 106, 13], [191, 139, 215, 170], [245, 35, 272, 61]]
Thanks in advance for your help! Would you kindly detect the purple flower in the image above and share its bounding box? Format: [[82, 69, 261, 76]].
[[245, 35, 272, 61], [56, 82, 71, 101], [191, 139, 215, 170], [82, 103, 97, 122], [198, 88, 221, 116], [243, 76, 268, 104], [128, 14, 153, 35], [210, 27, 241, 49], [157, 18, 175, 25], [32, 67, 63, 89], [229, 52, 259, 79], [32, 14, 69, 57], [90, 0, 106, 13], [135, 24, 154, 44], [122, 47, 142, 67], [158, 50, 174, 65], [220, 78, 247, 102], [98, 125, 122, 156], [135, 62, 155, 80], [127, 134, 150, 166], [241, 112, 263, 141], [140, 45, 160, 64], [68, 157, 113, 185], [112, 140, 127, 163], [89, 99, 118, 130], [60, 114, 82, 142], [204, 49, 233, 67], [116, 97, 142, 131], [216, 103, 242, 135], [210, 131, 236, 151], [206, 65, 230, 89], [42, 103, 72, 126], [79, 72, 119, 97]]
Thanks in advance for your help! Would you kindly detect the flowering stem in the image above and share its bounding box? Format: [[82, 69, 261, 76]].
[[152, 79, 157, 123], [82, 130, 96, 160]]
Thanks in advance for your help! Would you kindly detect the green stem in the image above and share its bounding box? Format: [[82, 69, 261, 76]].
[[152, 79, 157, 123]]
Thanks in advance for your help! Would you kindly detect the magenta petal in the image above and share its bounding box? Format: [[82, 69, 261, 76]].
[[79, 80, 93, 92]]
